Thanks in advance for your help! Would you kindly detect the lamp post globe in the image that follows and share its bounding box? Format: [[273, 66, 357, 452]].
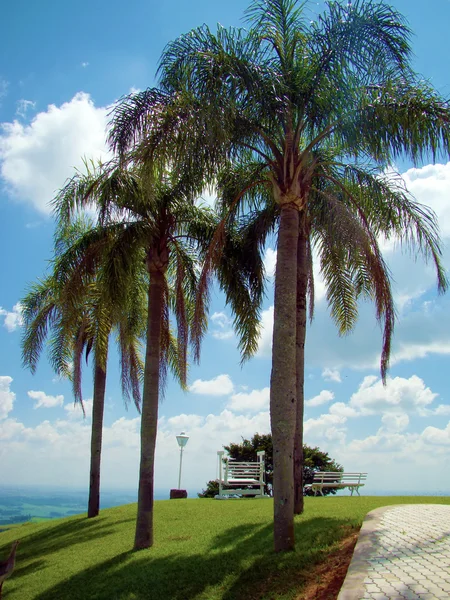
[[176, 432, 189, 490]]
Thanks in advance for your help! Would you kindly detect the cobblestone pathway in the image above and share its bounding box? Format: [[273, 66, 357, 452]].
[[338, 504, 450, 600]]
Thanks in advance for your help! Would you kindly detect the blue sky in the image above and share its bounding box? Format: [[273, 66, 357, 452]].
[[1, 0, 450, 497]]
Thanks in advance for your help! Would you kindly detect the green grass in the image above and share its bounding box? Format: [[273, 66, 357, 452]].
[[1, 496, 449, 600]]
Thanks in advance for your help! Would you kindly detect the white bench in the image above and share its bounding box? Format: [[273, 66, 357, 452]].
[[215, 450, 267, 499], [308, 472, 367, 496]]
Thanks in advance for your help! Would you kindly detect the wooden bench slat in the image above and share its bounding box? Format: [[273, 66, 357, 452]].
[[216, 451, 267, 499], [308, 471, 368, 497]]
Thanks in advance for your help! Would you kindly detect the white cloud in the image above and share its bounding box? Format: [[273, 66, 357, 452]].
[[28, 390, 64, 409], [0, 405, 270, 491], [0, 376, 15, 420], [103, 416, 140, 449], [189, 374, 234, 396], [433, 404, 450, 416], [322, 368, 341, 383], [305, 389, 334, 407], [349, 375, 438, 416], [381, 412, 409, 433], [212, 331, 234, 341], [421, 422, 450, 446], [16, 99, 36, 119], [304, 413, 347, 443], [211, 312, 234, 340], [402, 162, 450, 239], [227, 387, 270, 412], [0, 92, 110, 213], [256, 306, 274, 357], [0, 418, 25, 440], [263, 248, 277, 278], [391, 340, 450, 365], [167, 414, 204, 431], [81, 62, 89, 68], [64, 399, 93, 419], [329, 402, 358, 418], [347, 431, 408, 454], [0, 302, 23, 332]]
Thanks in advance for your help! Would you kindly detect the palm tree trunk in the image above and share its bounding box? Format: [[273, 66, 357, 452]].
[[294, 216, 308, 515], [87, 358, 107, 518], [134, 269, 164, 550], [271, 203, 299, 552]]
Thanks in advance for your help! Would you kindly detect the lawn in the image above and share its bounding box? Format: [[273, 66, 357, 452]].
[[1, 496, 449, 600]]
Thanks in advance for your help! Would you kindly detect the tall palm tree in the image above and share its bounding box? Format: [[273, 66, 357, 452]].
[[21, 219, 144, 518], [53, 159, 263, 549], [109, 0, 450, 551]]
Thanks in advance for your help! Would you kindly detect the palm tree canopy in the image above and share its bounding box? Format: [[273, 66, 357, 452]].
[[127, 0, 448, 379], [52, 160, 257, 385], [21, 217, 145, 412]]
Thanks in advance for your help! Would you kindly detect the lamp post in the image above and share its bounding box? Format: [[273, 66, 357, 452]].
[[176, 432, 189, 490]]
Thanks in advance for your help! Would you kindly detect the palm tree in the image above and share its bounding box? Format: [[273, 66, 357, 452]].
[[21, 219, 144, 518], [114, 0, 450, 551], [52, 159, 263, 549]]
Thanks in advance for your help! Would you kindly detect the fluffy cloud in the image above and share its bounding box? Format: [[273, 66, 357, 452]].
[[0, 418, 25, 441], [433, 404, 450, 416], [64, 399, 93, 419], [349, 375, 438, 416], [210, 312, 234, 340], [322, 368, 341, 383], [0, 405, 270, 490], [0, 302, 23, 332], [380, 412, 410, 433], [0, 92, 110, 213], [263, 248, 277, 277], [28, 390, 64, 409], [402, 162, 450, 239], [227, 387, 270, 412], [304, 413, 347, 443], [346, 431, 409, 454], [421, 422, 450, 446], [0, 376, 15, 420], [329, 402, 358, 418], [305, 389, 334, 407], [256, 306, 274, 357], [189, 374, 234, 396], [1, 377, 449, 493], [167, 413, 204, 431]]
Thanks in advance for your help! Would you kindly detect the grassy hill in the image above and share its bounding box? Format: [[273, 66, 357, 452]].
[[1, 496, 449, 600]]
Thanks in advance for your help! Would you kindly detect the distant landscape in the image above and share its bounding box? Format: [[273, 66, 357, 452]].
[[1, 485, 448, 527], [0, 486, 156, 525]]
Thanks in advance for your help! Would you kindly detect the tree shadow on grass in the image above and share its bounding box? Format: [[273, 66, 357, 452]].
[[2, 515, 135, 570], [33, 516, 353, 600]]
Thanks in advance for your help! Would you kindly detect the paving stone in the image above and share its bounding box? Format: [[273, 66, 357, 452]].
[[337, 505, 450, 600]]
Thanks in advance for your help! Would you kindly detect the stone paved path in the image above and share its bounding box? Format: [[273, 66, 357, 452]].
[[338, 504, 450, 600]]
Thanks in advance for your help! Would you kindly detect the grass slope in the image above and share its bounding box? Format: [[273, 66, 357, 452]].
[[1, 496, 449, 600]]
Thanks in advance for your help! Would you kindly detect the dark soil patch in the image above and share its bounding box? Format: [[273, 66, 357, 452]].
[[298, 532, 359, 600]]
